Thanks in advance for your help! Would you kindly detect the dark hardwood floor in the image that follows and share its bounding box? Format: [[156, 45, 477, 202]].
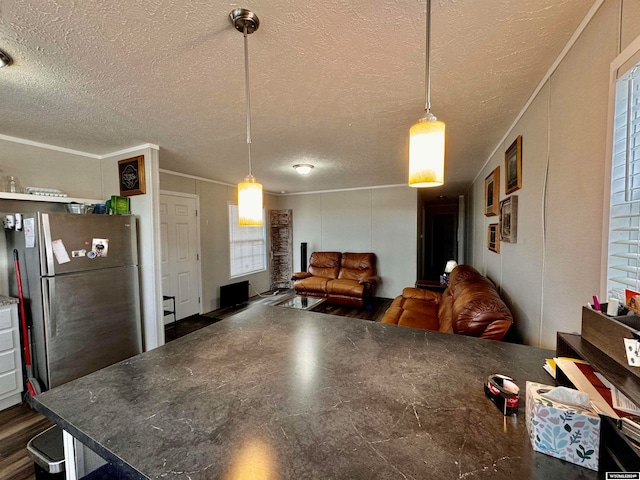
[[0, 402, 53, 480], [0, 292, 392, 480], [208, 290, 392, 320], [307, 296, 393, 321], [164, 291, 393, 341]]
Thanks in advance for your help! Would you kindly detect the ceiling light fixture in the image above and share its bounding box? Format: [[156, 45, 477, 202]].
[[293, 164, 314, 175], [0, 49, 13, 68], [231, 8, 263, 227], [408, 0, 445, 188]]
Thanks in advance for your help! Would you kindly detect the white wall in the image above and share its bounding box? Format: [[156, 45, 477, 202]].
[[0, 135, 104, 199], [467, 0, 640, 348], [159, 171, 276, 313], [278, 186, 417, 299], [101, 146, 163, 350]]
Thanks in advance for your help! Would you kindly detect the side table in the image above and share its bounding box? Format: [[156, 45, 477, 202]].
[[415, 279, 447, 292], [163, 295, 177, 340]]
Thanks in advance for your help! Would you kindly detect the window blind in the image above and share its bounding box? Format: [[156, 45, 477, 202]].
[[607, 65, 640, 295], [229, 204, 266, 277]]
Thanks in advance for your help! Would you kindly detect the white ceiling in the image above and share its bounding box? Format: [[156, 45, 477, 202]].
[[0, 0, 595, 197]]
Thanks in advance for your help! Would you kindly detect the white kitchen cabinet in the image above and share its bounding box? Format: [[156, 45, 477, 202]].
[[0, 299, 23, 410]]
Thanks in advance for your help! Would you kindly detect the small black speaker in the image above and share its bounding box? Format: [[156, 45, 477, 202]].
[[301, 242, 308, 271]]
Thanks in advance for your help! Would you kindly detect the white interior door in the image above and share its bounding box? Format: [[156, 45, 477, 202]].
[[160, 193, 201, 322]]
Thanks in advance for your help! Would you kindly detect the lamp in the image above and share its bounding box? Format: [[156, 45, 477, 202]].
[[440, 260, 457, 285], [231, 8, 263, 227], [293, 164, 314, 175], [408, 0, 445, 188], [0, 49, 12, 68], [444, 260, 457, 273]]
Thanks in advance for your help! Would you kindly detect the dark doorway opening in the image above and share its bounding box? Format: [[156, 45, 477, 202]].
[[418, 194, 461, 281]]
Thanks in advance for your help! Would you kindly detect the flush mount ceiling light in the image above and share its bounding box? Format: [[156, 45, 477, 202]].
[[408, 0, 445, 188], [293, 164, 314, 175], [0, 49, 13, 68], [231, 8, 263, 227]]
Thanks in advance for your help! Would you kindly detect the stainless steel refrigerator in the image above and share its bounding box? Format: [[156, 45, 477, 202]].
[[6, 212, 142, 390]]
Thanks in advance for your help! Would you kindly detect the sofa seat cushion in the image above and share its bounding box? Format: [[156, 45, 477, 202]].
[[327, 279, 364, 298], [380, 288, 441, 330], [397, 298, 440, 330], [295, 276, 331, 294]]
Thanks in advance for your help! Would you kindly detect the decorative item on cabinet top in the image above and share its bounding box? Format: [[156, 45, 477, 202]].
[[26, 187, 67, 197], [0, 179, 99, 204]]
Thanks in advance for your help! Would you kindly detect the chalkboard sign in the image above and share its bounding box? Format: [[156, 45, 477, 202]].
[[118, 155, 146, 196]]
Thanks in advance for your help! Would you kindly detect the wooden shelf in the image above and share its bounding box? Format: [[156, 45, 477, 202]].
[[557, 332, 640, 472], [557, 332, 640, 408], [0, 192, 102, 204]]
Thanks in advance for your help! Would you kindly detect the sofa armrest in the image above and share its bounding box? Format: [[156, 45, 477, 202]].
[[359, 275, 380, 286], [479, 319, 513, 341], [292, 272, 312, 281]]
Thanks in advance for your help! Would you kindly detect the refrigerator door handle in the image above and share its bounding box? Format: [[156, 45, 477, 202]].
[[42, 278, 57, 338], [41, 213, 56, 276]]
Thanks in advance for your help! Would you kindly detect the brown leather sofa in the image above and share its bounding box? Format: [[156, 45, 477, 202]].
[[380, 265, 513, 340], [292, 252, 378, 307]]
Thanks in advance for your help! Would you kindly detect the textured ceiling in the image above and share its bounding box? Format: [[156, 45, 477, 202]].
[[0, 0, 595, 196]]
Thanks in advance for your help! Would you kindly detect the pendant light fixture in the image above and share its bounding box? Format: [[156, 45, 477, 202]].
[[408, 0, 445, 188], [293, 164, 314, 175], [231, 8, 263, 226]]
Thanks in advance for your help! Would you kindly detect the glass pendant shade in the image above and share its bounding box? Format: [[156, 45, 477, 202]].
[[238, 175, 263, 226], [408, 115, 445, 187]]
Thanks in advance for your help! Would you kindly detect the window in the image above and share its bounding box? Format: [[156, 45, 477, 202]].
[[607, 63, 640, 295], [229, 204, 266, 277]]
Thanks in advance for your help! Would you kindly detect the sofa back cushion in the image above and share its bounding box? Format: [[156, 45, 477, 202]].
[[338, 253, 376, 282], [308, 252, 342, 279]]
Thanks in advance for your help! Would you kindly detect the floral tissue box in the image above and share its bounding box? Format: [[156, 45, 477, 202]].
[[525, 381, 601, 471]]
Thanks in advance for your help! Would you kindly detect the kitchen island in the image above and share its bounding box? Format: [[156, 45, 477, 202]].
[[31, 305, 597, 479]]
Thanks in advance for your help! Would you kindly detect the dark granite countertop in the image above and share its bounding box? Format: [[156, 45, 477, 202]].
[[31, 305, 597, 479], [0, 295, 19, 306]]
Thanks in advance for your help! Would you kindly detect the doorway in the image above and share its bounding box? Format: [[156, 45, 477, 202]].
[[418, 194, 461, 281], [160, 192, 202, 322]]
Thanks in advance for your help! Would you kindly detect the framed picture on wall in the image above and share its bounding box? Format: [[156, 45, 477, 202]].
[[488, 223, 500, 253], [499, 195, 518, 243], [484, 166, 500, 216], [118, 155, 146, 196], [505, 135, 522, 194]]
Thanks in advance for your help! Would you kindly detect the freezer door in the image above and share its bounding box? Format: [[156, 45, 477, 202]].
[[43, 266, 142, 389], [40, 213, 138, 276]]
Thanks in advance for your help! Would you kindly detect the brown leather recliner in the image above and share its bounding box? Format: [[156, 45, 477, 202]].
[[292, 252, 378, 307], [380, 265, 513, 341]]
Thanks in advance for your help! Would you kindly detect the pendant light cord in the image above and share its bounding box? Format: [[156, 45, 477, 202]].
[[243, 25, 253, 176], [425, 0, 432, 115]]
